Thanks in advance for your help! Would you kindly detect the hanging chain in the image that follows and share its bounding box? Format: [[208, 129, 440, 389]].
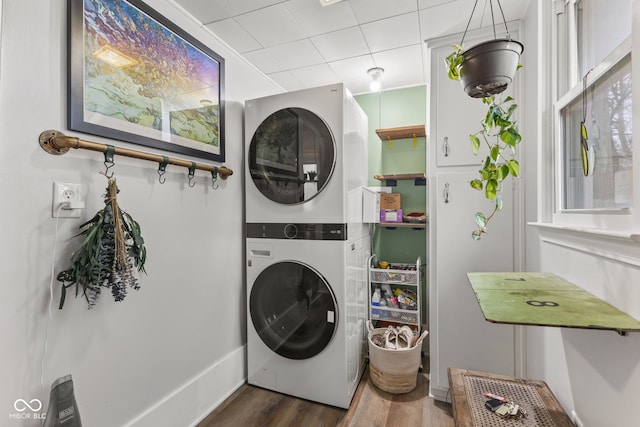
[[461, 0, 511, 46]]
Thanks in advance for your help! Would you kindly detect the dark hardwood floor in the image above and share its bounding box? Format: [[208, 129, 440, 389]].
[[198, 358, 454, 427]]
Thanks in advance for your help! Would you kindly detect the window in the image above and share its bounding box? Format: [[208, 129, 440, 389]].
[[560, 54, 632, 211], [575, 0, 631, 80], [552, 0, 633, 233]]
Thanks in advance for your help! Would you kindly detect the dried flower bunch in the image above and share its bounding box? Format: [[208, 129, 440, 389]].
[[57, 178, 146, 309]]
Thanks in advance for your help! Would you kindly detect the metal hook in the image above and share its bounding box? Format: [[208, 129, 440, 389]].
[[158, 156, 169, 184], [211, 168, 219, 190], [188, 162, 196, 188], [103, 145, 115, 178]]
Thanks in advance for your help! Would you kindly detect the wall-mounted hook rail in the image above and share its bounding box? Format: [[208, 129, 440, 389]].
[[39, 130, 233, 180]]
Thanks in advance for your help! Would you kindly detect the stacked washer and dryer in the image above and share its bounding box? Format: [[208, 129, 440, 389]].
[[244, 83, 370, 409]]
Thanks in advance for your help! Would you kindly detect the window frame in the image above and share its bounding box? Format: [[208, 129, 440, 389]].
[[548, 0, 635, 237], [553, 38, 632, 232]]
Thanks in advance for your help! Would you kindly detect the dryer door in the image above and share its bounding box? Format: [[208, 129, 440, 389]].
[[250, 261, 337, 360], [248, 108, 336, 204]]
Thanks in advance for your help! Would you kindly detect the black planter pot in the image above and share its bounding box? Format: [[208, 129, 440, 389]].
[[459, 39, 524, 98]]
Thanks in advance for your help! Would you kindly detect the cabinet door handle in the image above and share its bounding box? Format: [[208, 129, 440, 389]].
[[443, 183, 450, 204], [443, 136, 450, 157]]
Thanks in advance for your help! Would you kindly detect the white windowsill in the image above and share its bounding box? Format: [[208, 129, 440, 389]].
[[528, 222, 640, 267], [529, 222, 639, 241]]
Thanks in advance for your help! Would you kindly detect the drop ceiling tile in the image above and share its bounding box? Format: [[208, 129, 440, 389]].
[[333, 61, 377, 95], [235, 4, 306, 47], [289, 63, 341, 88], [349, 0, 418, 24], [485, 0, 526, 24], [361, 13, 421, 52], [285, 0, 358, 37], [372, 44, 425, 89], [265, 39, 325, 70], [311, 27, 369, 62], [419, 1, 479, 42], [205, 19, 262, 53], [328, 54, 377, 84], [215, 0, 283, 17], [174, 0, 230, 24], [266, 70, 304, 91], [243, 49, 284, 74], [418, 0, 458, 9]]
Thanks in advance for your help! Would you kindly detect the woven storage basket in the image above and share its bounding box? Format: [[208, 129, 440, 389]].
[[367, 325, 422, 394]]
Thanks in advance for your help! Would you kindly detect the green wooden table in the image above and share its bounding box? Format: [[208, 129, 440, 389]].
[[466, 272, 640, 333]]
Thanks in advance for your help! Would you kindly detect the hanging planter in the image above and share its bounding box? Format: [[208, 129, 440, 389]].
[[444, 0, 524, 239], [458, 38, 523, 98], [445, 1, 524, 98], [57, 178, 147, 309]]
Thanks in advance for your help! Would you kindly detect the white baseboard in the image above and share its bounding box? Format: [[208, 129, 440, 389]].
[[125, 345, 246, 427], [429, 384, 450, 403]]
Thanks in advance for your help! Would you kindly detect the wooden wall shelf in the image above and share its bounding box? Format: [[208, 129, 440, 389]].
[[374, 173, 426, 186], [374, 173, 425, 181], [375, 125, 426, 141]]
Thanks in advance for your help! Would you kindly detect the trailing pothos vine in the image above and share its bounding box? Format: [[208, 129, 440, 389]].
[[468, 95, 521, 240], [57, 178, 147, 309], [445, 44, 522, 240]]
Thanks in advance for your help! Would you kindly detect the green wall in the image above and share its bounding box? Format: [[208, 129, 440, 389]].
[[355, 86, 427, 268]]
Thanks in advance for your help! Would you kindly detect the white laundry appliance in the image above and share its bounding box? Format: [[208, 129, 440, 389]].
[[244, 83, 368, 240], [246, 231, 370, 409]]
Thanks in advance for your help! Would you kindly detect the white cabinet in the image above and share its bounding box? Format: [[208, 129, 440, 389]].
[[368, 255, 421, 331], [430, 172, 515, 399], [432, 47, 491, 167], [426, 30, 520, 402], [431, 45, 514, 167]]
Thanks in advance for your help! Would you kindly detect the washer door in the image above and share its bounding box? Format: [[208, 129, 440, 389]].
[[250, 261, 337, 360], [248, 107, 336, 204]]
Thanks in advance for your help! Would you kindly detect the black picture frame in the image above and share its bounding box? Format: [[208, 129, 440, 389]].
[[68, 0, 225, 162]]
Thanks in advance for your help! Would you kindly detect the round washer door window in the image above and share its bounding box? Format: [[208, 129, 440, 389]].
[[248, 108, 336, 204], [250, 261, 337, 360]]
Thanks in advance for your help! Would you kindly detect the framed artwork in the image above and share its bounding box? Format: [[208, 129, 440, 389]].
[[68, 0, 225, 162]]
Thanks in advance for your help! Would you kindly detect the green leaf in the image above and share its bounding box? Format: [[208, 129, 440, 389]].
[[470, 134, 481, 154], [482, 96, 495, 105], [482, 156, 491, 169], [508, 159, 520, 177], [471, 231, 482, 240], [500, 128, 521, 146], [497, 164, 510, 181], [485, 179, 498, 200], [470, 179, 483, 190], [445, 46, 464, 80], [496, 194, 503, 211], [490, 145, 500, 162], [474, 212, 487, 228], [495, 117, 510, 128]]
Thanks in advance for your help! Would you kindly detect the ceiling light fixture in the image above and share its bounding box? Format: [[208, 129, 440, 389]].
[[368, 67, 384, 92], [320, 0, 344, 6]]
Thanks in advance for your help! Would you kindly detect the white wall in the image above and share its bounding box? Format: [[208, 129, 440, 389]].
[[523, 1, 640, 426], [0, 1, 280, 426]]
